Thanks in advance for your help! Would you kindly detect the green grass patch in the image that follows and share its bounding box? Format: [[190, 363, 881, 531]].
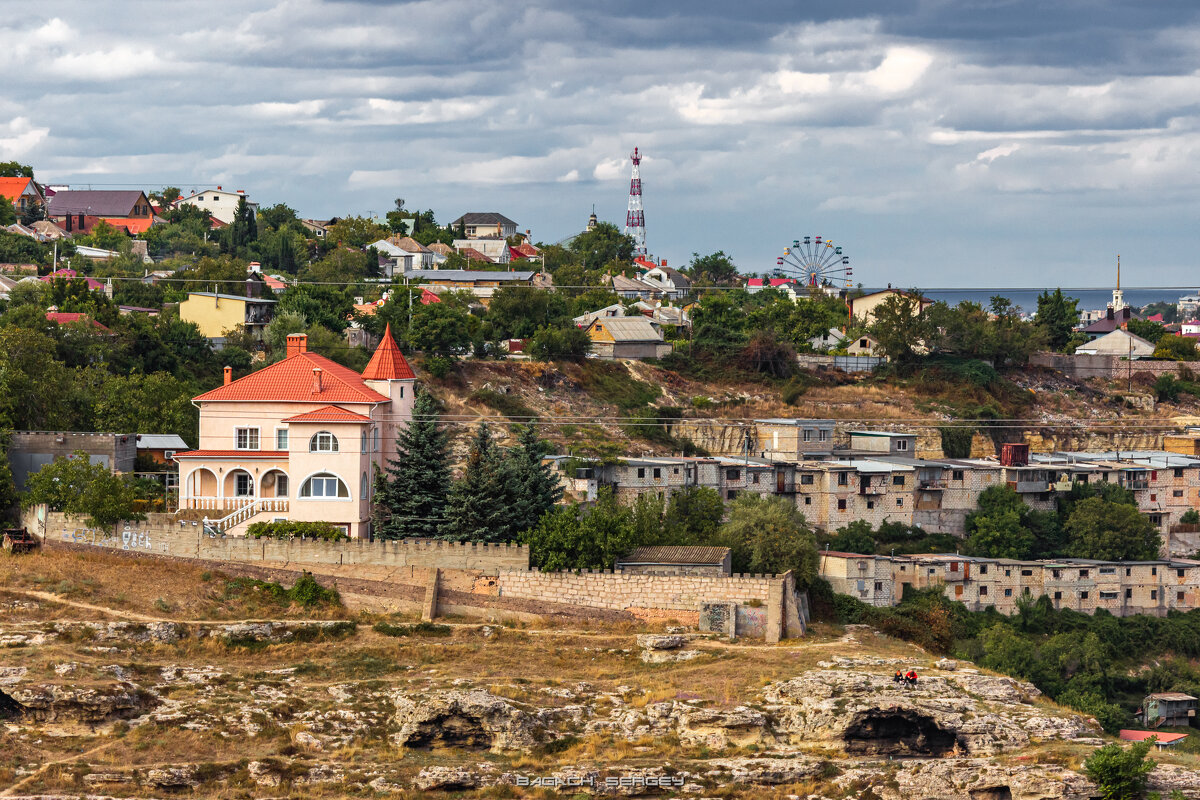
[[373, 620, 452, 638], [469, 388, 537, 419], [577, 360, 660, 409]]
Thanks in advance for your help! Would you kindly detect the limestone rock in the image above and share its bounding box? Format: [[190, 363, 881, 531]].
[[935, 659, 957, 670], [82, 771, 134, 786], [413, 765, 480, 791], [834, 757, 1095, 800], [392, 690, 546, 752], [763, 669, 1096, 756], [8, 682, 158, 723], [146, 765, 199, 789], [641, 648, 703, 664], [295, 730, 324, 750], [248, 761, 283, 787], [637, 634, 686, 650], [706, 756, 824, 785]]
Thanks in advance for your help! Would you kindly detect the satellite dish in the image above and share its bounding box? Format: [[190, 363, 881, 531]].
[[261, 473, 276, 489]]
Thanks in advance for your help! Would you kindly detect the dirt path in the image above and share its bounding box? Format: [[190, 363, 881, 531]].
[[1, 739, 117, 797]]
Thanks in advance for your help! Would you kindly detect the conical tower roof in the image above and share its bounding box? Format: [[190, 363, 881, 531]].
[[362, 323, 415, 380]]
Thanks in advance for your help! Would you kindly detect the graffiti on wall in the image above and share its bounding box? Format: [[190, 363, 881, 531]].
[[60, 525, 169, 554]]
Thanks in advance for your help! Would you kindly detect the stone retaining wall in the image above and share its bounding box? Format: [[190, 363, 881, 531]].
[[1031, 352, 1200, 381], [22, 508, 529, 574]]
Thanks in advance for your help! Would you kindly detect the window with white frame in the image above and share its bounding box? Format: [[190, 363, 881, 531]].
[[275, 474, 289, 497], [299, 473, 349, 498], [309, 431, 339, 452], [235, 428, 259, 450], [896, 439, 909, 451], [275, 429, 289, 451], [234, 472, 254, 497]]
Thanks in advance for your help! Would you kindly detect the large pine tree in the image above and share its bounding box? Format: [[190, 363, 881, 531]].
[[507, 424, 563, 534], [441, 422, 518, 542], [373, 390, 450, 540]]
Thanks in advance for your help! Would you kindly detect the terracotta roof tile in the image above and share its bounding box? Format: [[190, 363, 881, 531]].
[[282, 405, 374, 423], [195, 351, 389, 403], [45, 312, 109, 331], [173, 450, 288, 459], [362, 323, 415, 380], [0, 177, 34, 203]]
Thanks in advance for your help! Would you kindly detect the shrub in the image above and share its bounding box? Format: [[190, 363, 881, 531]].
[[469, 388, 535, 420], [1083, 740, 1156, 800], [288, 572, 340, 607], [373, 620, 451, 637], [526, 324, 591, 361], [245, 521, 348, 541], [425, 354, 453, 378], [1182, 509, 1200, 525]]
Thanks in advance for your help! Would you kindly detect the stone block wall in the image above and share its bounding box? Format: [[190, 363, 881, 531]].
[[24, 508, 529, 574]]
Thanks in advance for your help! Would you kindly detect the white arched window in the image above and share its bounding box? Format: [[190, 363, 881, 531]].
[[299, 473, 350, 499], [309, 431, 339, 452]]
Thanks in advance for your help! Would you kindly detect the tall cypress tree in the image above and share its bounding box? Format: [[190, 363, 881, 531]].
[[373, 390, 450, 540], [507, 424, 563, 534], [442, 422, 517, 542]]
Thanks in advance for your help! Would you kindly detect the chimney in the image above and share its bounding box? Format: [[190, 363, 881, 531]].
[[312, 367, 323, 393], [661, 259, 667, 267], [223, 366, 232, 385], [286, 333, 308, 358], [1106, 307, 1115, 321], [237, 189, 244, 194], [217, 185, 222, 191]]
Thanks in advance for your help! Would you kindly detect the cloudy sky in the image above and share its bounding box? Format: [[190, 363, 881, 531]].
[[3, 0, 1200, 288]]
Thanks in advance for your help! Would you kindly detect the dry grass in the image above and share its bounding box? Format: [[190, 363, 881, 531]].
[[0, 548, 348, 621]]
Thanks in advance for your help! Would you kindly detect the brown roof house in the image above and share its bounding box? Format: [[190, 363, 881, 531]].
[[616, 546, 732, 577], [584, 316, 670, 360]]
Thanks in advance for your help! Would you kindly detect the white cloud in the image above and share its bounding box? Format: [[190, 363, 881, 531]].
[[50, 46, 164, 80], [0, 117, 49, 158]]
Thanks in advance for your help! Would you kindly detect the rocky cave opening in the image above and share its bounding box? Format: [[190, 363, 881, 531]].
[[404, 713, 493, 750], [843, 709, 959, 757], [968, 788, 1013, 800], [0, 689, 24, 720]]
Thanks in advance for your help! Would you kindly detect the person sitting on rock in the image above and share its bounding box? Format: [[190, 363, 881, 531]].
[[893, 670, 904, 685], [905, 670, 918, 687]]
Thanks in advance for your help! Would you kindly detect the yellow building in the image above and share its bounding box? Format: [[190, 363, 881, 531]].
[[850, 289, 933, 324], [179, 292, 276, 341]]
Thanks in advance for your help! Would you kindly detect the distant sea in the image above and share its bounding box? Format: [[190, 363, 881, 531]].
[[866, 288, 1194, 314]]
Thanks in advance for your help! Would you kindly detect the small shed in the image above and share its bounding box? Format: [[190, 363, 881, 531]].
[[1143, 693, 1198, 727], [584, 316, 670, 360], [1120, 730, 1189, 748], [1075, 328, 1155, 357], [616, 546, 732, 577]]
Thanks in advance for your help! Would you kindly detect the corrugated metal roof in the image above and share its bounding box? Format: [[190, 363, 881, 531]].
[[588, 316, 663, 342], [408, 269, 533, 281], [137, 434, 189, 450], [1120, 730, 1188, 743], [1147, 693, 1198, 701], [618, 546, 730, 566]]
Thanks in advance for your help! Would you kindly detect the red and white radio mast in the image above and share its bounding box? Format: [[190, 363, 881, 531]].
[[624, 147, 647, 256]]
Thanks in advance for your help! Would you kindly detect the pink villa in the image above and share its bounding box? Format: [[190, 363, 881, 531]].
[[174, 327, 415, 539]]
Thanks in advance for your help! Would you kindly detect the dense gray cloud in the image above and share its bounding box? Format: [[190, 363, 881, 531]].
[[3, 0, 1200, 286]]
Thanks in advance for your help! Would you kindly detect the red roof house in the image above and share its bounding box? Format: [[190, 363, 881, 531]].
[[175, 330, 417, 540]]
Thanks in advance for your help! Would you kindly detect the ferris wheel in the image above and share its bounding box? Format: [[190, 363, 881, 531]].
[[775, 235, 852, 288]]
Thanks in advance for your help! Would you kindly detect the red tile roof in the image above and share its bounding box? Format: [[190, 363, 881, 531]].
[[195, 350, 389, 404], [45, 312, 110, 331], [1120, 730, 1189, 743], [173, 450, 289, 459], [102, 217, 154, 235], [40, 269, 106, 291], [0, 177, 34, 204], [459, 247, 494, 263], [362, 323, 415, 380], [282, 405, 374, 423], [420, 288, 441, 305]]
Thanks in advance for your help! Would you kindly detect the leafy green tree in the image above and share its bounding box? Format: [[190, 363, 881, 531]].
[[663, 486, 725, 543], [526, 325, 591, 361], [442, 423, 517, 542], [265, 310, 308, 353], [325, 215, 389, 248], [374, 390, 451, 540], [1127, 318, 1166, 345], [713, 494, 818, 586], [0, 434, 19, 518], [300, 247, 372, 284], [486, 287, 572, 339], [688, 251, 738, 286], [568, 221, 635, 271], [91, 372, 200, 446], [22, 451, 144, 531], [0, 162, 34, 178], [868, 292, 930, 363], [825, 520, 876, 554], [1034, 289, 1080, 351], [406, 292, 476, 356], [966, 509, 1035, 559], [939, 425, 974, 458], [385, 198, 411, 234], [1154, 334, 1198, 361], [1083, 740, 1156, 800], [277, 284, 353, 333], [0, 196, 15, 226], [523, 488, 637, 571], [1065, 497, 1162, 561]]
